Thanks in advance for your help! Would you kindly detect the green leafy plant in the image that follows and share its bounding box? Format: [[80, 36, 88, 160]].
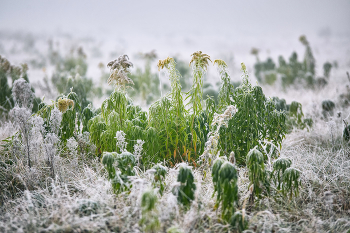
[[230, 210, 248, 233], [101, 151, 136, 193], [287, 101, 313, 131], [272, 157, 292, 190], [115, 151, 136, 176], [219, 63, 287, 165], [246, 147, 268, 201], [186, 51, 212, 157], [101, 152, 116, 180], [151, 57, 189, 164], [150, 164, 167, 195], [172, 164, 196, 209], [139, 189, 160, 233], [343, 123, 350, 142], [323, 62, 332, 79], [322, 100, 335, 118], [89, 87, 150, 162], [281, 167, 301, 199], [212, 158, 239, 222]]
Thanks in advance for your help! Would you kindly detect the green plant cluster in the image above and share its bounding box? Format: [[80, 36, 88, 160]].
[[272, 97, 313, 132], [101, 151, 136, 193], [149, 164, 167, 195], [211, 147, 301, 230], [139, 189, 160, 232], [252, 36, 333, 89], [89, 53, 288, 169], [50, 47, 100, 109], [218, 64, 286, 165], [37, 91, 96, 143], [88, 90, 153, 163]]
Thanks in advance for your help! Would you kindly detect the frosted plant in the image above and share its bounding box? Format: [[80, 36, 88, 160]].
[[258, 139, 279, 172], [67, 137, 78, 156], [107, 54, 134, 90], [12, 78, 34, 109], [30, 116, 45, 163], [44, 133, 59, 177], [199, 105, 237, 168], [9, 106, 32, 167], [76, 131, 96, 158], [326, 118, 336, 146], [50, 107, 62, 134], [133, 139, 145, 165], [115, 130, 127, 153], [31, 116, 45, 135]]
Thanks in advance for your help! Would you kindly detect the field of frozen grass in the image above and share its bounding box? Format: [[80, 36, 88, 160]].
[[0, 30, 350, 232]]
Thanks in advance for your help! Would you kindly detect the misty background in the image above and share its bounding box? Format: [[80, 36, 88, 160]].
[[0, 0, 350, 106]]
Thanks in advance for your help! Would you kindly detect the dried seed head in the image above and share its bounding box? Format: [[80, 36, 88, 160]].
[[57, 98, 74, 113], [189, 51, 212, 70], [107, 54, 134, 88], [142, 50, 157, 60], [251, 47, 259, 55], [241, 62, 247, 72], [213, 59, 227, 68], [0, 56, 11, 72], [299, 35, 309, 46], [157, 57, 174, 71], [21, 63, 28, 73]]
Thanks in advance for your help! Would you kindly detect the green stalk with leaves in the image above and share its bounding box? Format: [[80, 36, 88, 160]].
[[172, 164, 196, 209], [212, 157, 239, 222], [219, 63, 287, 165]]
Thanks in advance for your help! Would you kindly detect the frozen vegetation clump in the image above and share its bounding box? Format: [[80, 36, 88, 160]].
[[0, 49, 349, 233], [12, 78, 34, 109]]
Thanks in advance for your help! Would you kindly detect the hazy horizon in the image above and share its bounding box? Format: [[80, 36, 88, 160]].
[[1, 0, 350, 38]]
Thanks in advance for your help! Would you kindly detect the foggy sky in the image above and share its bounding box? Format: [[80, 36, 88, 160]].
[[1, 0, 349, 37]]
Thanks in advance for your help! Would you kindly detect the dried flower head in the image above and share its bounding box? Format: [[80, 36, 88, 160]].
[[213, 59, 227, 68], [157, 57, 174, 71], [251, 47, 259, 55], [21, 63, 28, 73], [299, 35, 309, 46], [0, 55, 11, 72], [241, 62, 247, 72], [11, 66, 22, 76], [189, 51, 212, 70], [107, 54, 134, 88], [57, 98, 74, 113], [142, 50, 157, 60]]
